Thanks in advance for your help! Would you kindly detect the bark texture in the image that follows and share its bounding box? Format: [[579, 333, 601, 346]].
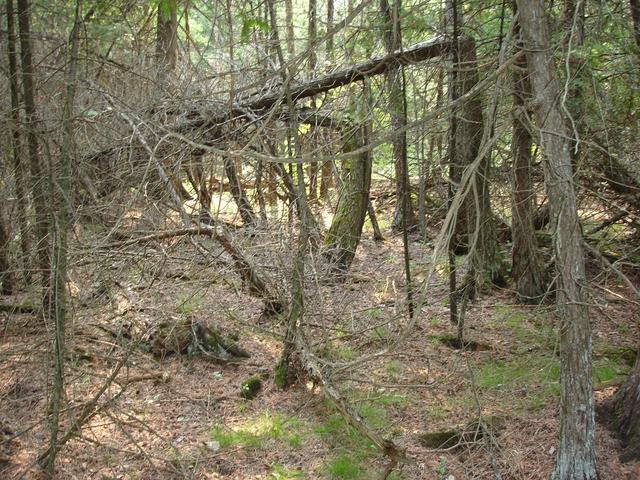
[[447, 17, 504, 286], [515, 1, 597, 478], [6, 0, 31, 281], [18, 0, 50, 286], [613, 355, 640, 462], [324, 129, 372, 273], [380, 0, 415, 231], [156, 0, 178, 70], [510, 13, 546, 303]]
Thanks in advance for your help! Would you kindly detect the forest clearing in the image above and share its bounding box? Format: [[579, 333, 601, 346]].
[[1, 0, 640, 479]]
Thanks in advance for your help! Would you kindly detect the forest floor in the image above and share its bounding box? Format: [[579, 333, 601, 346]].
[[1, 201, 640, 479]]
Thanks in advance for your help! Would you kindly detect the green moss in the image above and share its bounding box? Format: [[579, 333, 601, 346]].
[[211, 425, 263, 449], [476, 355, 560, 390], [275, 359, 288, 390], [337, 345, 356, 361], [270, 463, 305, 479], [326, 455, 363, 479], [211, 412, 308, 451], [240, 375, 262, 400], [594, 355, 632, 384]]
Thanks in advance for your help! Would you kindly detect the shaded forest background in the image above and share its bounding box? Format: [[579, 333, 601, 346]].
[[1, 0, 640, 478]]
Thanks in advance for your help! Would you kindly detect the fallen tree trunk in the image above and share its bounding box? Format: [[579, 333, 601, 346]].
[[87, 36, 452, 164]]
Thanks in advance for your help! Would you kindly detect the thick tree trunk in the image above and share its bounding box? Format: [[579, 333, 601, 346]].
[[324, 129, 372, 273], [511, 12, 546, 303], [17, 0, 50, 288], [515, 1, 598, 478], [446, 3, 504, 287], [6, 0, 31, 282]]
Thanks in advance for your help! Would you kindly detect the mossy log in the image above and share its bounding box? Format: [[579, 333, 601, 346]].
[[147, 319, 249, 361]]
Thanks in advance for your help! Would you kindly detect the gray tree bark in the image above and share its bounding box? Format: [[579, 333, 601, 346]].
[[380, 0, 416, 232], [6, 0, 31, 283], [510, 10, 546, 303], [156, 0, 178, 70], [324, 128, 372, 273], [18, 0, 50, 289], [515, 1, 597, 478]]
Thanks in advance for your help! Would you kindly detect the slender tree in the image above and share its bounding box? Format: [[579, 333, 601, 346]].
[[515, 1, 597, 478], [511, 9, 546, 303], [6, 0, 31, 282], [17, 0, 50, 293], [46, 0, 83, 472], [632, 0, 640, 48], [381, 0, 416, 232]]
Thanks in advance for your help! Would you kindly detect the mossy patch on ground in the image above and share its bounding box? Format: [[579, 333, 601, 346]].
[[211, 411, 308, 450]]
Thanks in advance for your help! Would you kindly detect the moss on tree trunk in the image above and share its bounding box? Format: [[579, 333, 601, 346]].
[[323, 128, 372, 273]]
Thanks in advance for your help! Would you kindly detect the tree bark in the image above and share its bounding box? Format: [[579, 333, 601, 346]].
[[0, 214, 13, 295], [306, 0, 318, 202], [17, 0, 50, 289], [632, 0, 640, 49], [380, 0, 415, 231], [156, 0, 178, 70], [446, 2, 504, 288], [6, 0, 31, 282], [515, 1, 597, 478], [510, 10, 546, 303], [46, 0, 82, 472], [613, 355, 640, 462], [223, 157, 256, 226], [324, 128, 372, 273]]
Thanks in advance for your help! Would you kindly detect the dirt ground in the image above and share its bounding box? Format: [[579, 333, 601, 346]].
[[1, 222, 640, 479]]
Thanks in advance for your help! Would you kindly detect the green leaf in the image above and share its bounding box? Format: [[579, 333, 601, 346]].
[[240, 17, 270, 43]]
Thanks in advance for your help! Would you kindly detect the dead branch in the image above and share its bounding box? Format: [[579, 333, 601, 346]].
[[104, 226, 284, 314], [294, 331, 409, 466]]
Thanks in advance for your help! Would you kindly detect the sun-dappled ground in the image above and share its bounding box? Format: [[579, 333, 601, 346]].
[[1, 219, 640, 479]]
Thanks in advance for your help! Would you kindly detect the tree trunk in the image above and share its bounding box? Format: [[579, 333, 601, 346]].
[[613, 354, 640, 462], [447, 1, 504, 288], [561, 0, 586, 164], [307, 0, 318, 202], [156, 0, 178, 70], [0, 213, 13, 295], [381, 0, 416, 232], [511, 10, 546, 303], [515, 1, 597, 478], [631, 0, 640, 49], [324, 129, 372, 273], [6, 0, 31, 283], [17, 0, 50, 289], [223, 157, 256, 226], [284, 0, 294, 57], [45, 0, 82, 472]]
